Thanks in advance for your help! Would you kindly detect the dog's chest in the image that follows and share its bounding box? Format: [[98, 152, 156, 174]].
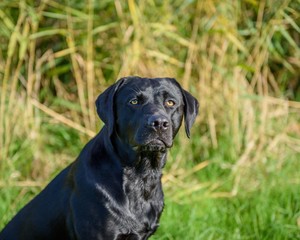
[[123, 167, 164, 233]]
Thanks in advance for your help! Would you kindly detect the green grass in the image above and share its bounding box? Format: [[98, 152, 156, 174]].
[[154, 147, 300, 240], [1, 0, 300, 238], [156, 184, 300, 240]]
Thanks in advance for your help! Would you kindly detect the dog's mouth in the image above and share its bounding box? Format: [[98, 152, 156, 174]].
[[139, 139, 169, 153]]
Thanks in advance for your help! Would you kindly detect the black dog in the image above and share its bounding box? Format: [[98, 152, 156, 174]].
[[0, 77, 199, 240]]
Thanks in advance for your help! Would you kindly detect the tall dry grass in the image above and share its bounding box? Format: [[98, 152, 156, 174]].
[[0, 0, 300, 199]]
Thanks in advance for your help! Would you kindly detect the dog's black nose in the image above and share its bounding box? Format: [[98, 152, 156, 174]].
[[148, 115, 170, 131]]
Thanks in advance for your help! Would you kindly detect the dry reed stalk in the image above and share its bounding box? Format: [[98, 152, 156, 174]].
[[0, 180, 45, 188], [163, 160, 209, 185], [26, 12, 37, 121], [123, 0, 141, 76], [232, 67, 241, 152], [182, 1, 201, 89], [53, 47, 77, 58], [31, 99, 95, 137], [233, 138, 257, 171], [0, 2, 28, 162], [2, 98, 26, 172], [66, 12, 91, 130], [146, 50, 184, 68], [172, 183, 211, 202], [35, 49, 54, 97], [20, 3, 48, 179], [177, 161, 210, 180], [266, 96, 300, 109], [0, 24, 17, 161], [242, 96, 255, 152], [7, 16, 28, 110], [86, 0, 96, 131]]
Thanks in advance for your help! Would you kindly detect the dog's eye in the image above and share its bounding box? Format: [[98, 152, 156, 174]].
[[165, 100, 175, 107], [129, 99, 139, 105]]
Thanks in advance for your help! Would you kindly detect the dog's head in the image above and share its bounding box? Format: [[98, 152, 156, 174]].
[[96, 77, 199, 153]]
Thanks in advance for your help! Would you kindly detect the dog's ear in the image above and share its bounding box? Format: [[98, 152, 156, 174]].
[[95, 78, 127, 135], [182, 89, 199, 138], [167, 78, 199, 138]]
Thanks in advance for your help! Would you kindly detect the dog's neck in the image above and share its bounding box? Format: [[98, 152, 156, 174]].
[[122, 152, 166, 204]]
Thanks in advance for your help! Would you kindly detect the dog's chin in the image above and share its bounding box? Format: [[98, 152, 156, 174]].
[[139, 139, 169, 153]]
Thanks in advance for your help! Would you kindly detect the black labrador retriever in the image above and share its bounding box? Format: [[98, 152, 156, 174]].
[[0, 76, 199, 240]]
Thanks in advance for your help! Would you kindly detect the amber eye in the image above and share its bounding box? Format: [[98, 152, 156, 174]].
[[129, 99, 139, 105], [165, 100, 175, 107]]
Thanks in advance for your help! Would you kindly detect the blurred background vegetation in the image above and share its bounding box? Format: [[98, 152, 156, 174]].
[[0, 0, 300, 239]]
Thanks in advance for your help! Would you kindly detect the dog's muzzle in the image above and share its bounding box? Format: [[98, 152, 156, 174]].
[[140, 139, 167, 152]]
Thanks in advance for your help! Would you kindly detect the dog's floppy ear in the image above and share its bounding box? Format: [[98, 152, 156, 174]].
[[95, 78, 127, 135], [182, 89, 199, 138], [168, 78, 199, 138]]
